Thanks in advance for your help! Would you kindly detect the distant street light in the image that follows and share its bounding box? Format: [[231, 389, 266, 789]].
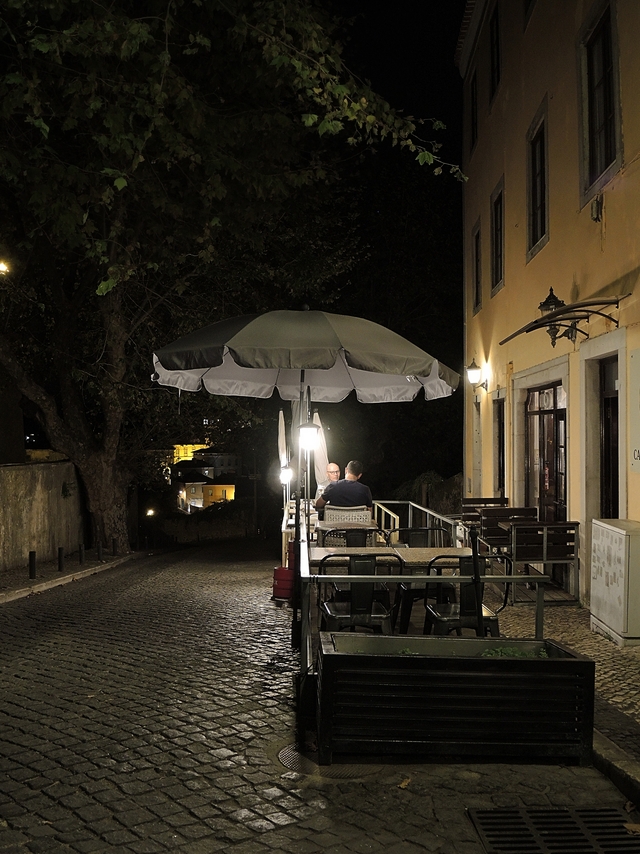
[[0, 262, 9, 275]]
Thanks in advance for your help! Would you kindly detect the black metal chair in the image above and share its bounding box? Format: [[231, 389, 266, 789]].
[[321, 528, 390, 607], [386, 527, 454, 633], [319, 552, 403, 634], [423, 556, 500, 637]]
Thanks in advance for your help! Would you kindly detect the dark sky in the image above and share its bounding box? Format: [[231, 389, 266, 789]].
[[340, 0, 467, 163]]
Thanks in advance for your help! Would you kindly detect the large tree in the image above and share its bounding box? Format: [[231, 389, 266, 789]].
[[0, 0, 459, 549]]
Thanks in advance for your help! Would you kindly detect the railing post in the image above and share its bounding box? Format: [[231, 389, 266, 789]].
[[97, 542, 103, 560], [535, 581, 545, 639], [58, 547, 64, 573], [78, 543, 85, 565]]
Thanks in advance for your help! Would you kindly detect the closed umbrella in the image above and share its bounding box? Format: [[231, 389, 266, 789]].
[[313, 410, 329, 495]]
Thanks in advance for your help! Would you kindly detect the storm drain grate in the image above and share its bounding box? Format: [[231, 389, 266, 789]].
[[277, 743, 380, 779], [467, 807, 640, 853]]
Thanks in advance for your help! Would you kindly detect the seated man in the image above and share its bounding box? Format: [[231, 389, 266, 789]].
[[315, 460, 373, 513], [315, 462, 340, 500]]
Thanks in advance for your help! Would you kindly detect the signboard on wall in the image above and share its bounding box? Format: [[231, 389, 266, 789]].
[[632, 350, 640, 472]]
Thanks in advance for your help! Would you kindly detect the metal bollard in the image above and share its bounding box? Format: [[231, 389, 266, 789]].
[[29, 551, 36, 579], [97, 542, 103, 561], [78, 543, 85, 565], [58, 547, 64, 573], [112, 537, 117, 556]]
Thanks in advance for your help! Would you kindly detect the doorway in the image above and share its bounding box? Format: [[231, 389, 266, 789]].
[[525, 383, 567, 524]]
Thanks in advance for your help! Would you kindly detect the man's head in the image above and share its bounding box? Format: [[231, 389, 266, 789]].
[[326, 463, 340, 482], [345, 460, 363, 480]]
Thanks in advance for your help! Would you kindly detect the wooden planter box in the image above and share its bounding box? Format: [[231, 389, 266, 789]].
[[316, 633, 594, 765]]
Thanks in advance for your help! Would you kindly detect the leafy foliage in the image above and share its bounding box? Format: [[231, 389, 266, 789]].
[[0, 0, 461, 544]]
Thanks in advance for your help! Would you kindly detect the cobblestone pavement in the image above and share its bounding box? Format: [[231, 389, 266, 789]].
[[0, 541, 637, 853]]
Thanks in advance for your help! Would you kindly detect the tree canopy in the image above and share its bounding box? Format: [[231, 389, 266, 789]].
[[0, 0, 462, 546]]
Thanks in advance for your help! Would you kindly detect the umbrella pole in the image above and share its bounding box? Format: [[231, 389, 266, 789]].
[[469, 526, 485, 637], [291, 372, 305, 650]]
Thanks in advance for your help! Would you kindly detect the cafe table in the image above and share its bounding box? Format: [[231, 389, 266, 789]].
[[308, 546, 400, 610], [314, 519, 380, 547], [391, 545, 472, 634]]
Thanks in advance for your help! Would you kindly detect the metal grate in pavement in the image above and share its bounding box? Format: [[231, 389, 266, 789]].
[[277, 743, 379, 779], [468, 807, 640, 853]]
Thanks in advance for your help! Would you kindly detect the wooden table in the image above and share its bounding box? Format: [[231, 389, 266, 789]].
[[309, 546, 398, 568], [391, 546, 472, 634]]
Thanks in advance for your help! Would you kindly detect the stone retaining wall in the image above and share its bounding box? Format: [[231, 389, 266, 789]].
[[0, 461, 84, 571]]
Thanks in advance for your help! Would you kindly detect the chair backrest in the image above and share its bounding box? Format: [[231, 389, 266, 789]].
[[458, 556, 488, 617], [387, 526, 452, 548], [323, 528, 369, 548], [479, 507, 538, 547], [349, 555, 377, 614], [324, 505, 371, 523], [509, 521, 579, 563]]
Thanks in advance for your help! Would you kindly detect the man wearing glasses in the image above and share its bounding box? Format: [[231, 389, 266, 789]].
[[315, 460, 373, 514], [315, 463, 340, 500]]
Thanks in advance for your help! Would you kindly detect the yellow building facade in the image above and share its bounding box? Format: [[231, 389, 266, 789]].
[[459, 0, 640, 604]]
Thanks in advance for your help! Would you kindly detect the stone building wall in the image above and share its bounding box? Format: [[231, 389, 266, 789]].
[[0, 461, 84, 571]]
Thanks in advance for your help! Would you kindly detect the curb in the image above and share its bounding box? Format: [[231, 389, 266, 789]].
[[0, 554, 135, 605], [593, 730, 640, 805]]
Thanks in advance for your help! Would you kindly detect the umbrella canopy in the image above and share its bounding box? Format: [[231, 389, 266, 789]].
[[152, 310, 459, 403]]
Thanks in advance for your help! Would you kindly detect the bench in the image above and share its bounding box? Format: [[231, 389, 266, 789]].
[[478, 506, 538, 551], [460, 496, 509, 528], [505, 521, 580, 599]]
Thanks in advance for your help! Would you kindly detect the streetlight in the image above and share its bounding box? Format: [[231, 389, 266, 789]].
[[0, 262, 9, 275]]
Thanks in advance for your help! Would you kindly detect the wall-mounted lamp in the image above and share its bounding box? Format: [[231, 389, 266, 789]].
[[298, 421, 319, 451], [466, 358, 488, 391], [499, 288, 630, 348]]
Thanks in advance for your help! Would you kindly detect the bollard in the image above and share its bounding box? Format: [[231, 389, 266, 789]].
[[97, 542, 103, 561], [112, 536, 117, 556], [78, 543, 85, 565], [29, 551, 36, 580], [58, 547, 64, 573]]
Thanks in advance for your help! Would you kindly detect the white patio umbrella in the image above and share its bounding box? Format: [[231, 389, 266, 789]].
[[152, 309, 459, 403], [153, 308, 460, 646]]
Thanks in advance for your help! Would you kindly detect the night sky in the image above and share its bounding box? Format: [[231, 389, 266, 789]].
[[341, 0, 466, 164], [295, 1, 469, 500]]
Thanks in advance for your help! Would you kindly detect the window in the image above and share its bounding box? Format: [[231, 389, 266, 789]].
[[579, 5, 621, 200], [489, 6, 501, 99], [470, 72, 478, 151], [472, 222, 482, 312], [586, 9, 616, 184], [527, 100, 548, 259], [491, 181, 504, 293]]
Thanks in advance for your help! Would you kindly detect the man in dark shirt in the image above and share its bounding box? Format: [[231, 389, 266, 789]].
[[315, 460, 373, 513]]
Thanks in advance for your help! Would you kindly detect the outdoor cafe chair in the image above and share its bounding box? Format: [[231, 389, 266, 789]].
[[386, 527, 454, 634], [319, 552, 404, 634], [323, 505, 372, 524], [422, 556, 500, 637], [323, 528, 391, 609]]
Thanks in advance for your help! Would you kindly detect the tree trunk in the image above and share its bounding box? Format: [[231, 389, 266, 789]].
[[77, 453, 131, 553]]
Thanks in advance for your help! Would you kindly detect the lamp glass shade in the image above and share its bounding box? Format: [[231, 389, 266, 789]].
[[299, 422, 319, 451], [466, 360, 482, 385], [538, 287, 565, 315], [279, 467, 293, 484]]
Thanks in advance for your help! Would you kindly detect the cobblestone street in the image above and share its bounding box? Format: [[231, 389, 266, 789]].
[[0, 541, 635, 853]]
